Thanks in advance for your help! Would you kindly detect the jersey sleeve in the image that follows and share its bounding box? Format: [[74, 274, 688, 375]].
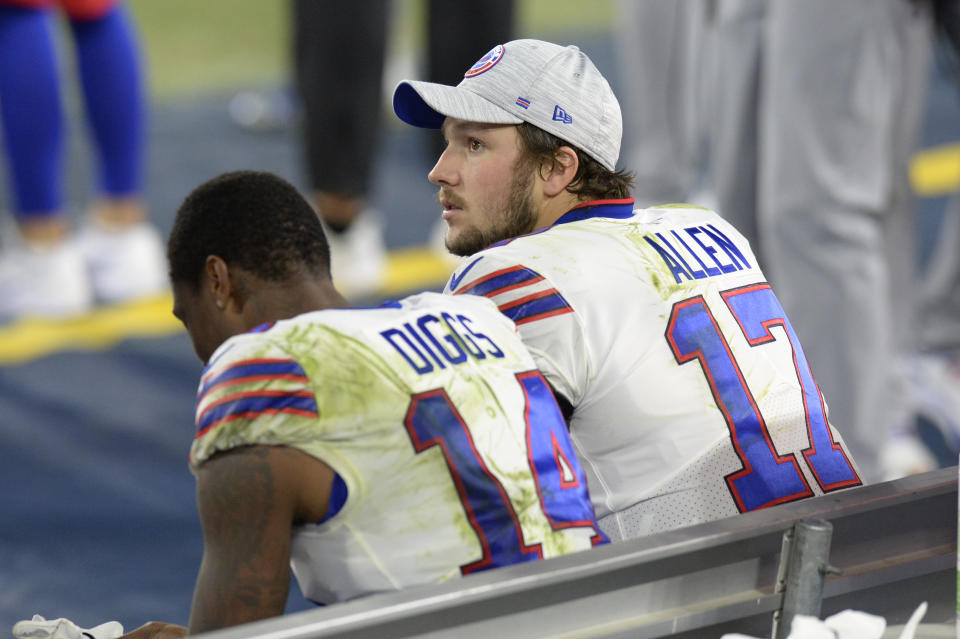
[[189, 334, 319, 470], [444, 252, 592, 406]]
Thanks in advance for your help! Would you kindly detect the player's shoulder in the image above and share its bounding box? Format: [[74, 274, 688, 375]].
[[199, 312, 352, 393], [644, 202, 716, 212], [192, 323, 317, 464], [639, 202, 754, 251], [204, 323, 290, 373], [443, 247, 546, 296], [441, 200, 730, 295], [445, 219, 646, 296], [390, 291, 517, 339], [199, 327, 304, 403], [260, 294, 512, 345], [398, 289, 501, 314], [636, 202, 728, 226]]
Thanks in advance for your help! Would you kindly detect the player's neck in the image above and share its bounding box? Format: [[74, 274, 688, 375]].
[[534, 192, 587, 231], [244, 279, 349, 327], [299, 279, 350, 313]]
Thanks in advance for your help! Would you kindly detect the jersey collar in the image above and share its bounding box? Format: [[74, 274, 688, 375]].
[[553, 198, 636, 226], [485, 198, 636, 249]]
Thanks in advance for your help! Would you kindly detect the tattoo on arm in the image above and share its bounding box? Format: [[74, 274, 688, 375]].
[[189, 446, 293, 633]]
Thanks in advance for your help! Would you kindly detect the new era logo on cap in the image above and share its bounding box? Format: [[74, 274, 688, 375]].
[[552, 105, 572, 124]]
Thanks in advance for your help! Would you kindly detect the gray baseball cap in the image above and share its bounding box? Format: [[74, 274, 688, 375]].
[[393, 39, 622, 171]]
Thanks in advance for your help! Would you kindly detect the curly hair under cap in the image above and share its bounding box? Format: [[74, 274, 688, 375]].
[[515, 122, 635, 201], [167, 170, 331, 288]]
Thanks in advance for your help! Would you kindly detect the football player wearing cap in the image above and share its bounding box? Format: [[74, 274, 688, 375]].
[[393, 39, 863, 541]]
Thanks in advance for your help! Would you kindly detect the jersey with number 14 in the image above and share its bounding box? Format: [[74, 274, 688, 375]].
[[444, 200, 863, 540], [189, 292, 605, 604]]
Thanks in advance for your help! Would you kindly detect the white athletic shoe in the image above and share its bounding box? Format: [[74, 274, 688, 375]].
[[76, 221, 169, 304], [0, 239, 94, 320], [13, 615, 123, 639], [228, 89, 297, 132], [324, 210, 387, 300], [904, 353, 960, 453], [877, 427, 938, 482]]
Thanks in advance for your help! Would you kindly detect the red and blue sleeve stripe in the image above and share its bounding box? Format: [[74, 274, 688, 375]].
[[454, 265, 573, 326], [199, 358, 309, 398], [453, 265, 544, 297], [196, 390, 319, 437], [498, 289, 573, 325]]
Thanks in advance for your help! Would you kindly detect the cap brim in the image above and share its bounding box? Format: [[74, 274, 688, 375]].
[[393, 80, 522, 130]]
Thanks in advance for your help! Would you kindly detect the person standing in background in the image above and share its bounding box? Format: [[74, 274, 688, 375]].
[[614, 0, 712, 209], [0, 0, 167, 319], [903, 2, 960, 470], [617, 0, 941, 480], [704, 0, 934, 481], [292, 0, 514, 298]]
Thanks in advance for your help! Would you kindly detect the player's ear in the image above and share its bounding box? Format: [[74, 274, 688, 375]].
[[204, 255, 234, 312], [541, 146, 579, 197]]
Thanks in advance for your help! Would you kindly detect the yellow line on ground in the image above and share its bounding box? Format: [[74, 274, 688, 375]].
[[0, 247, 454, 366], [0, 294, 182, 365], [911, 142, 960, 197], [379, 246, 458, 296], [2, 145, 955, 367]]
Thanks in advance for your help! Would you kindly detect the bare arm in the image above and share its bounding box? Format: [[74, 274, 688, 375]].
[[120, 445, 334, 639], [189, 445, 335, 634]]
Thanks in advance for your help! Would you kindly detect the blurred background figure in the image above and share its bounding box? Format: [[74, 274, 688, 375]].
[[0, 0, 167, 320], [705, 0, 939, 483], [615, 0, 712, 209], [908, 192, 960, 469], [904, 0, 960, 473], [291, 0, 514, 298], [618, 0, 949, 482]]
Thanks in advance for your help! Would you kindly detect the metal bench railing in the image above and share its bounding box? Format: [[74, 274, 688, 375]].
[[196, 466, 958, 639]]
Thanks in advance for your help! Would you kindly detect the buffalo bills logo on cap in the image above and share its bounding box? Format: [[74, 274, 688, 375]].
[[464, 44, 505, 78]]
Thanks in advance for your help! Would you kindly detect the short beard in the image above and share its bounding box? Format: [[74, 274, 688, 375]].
[[446, 165, 539, 257]]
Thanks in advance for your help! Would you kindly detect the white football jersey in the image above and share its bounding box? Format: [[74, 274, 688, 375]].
[[444, 200, 863, 540], [190, 292, 604, 604]]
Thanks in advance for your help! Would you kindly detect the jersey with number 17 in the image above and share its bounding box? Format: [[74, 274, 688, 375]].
[[189, 292, 606, 604], [444, 200, 863, 540]]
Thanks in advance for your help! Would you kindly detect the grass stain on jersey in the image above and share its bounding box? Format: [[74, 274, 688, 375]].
[[648, 202, 713, 211], [621, 228, 702, 301]]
